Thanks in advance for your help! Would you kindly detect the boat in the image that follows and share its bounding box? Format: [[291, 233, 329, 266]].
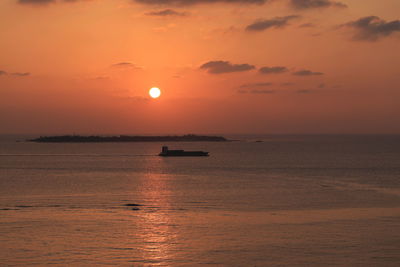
[[158, 146, 209, 157]]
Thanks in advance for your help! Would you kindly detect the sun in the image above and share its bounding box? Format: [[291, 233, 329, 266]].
[[149, 87, 161, 99]]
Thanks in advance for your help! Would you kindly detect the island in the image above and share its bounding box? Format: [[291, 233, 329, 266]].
[[28, 134, 228, 143]]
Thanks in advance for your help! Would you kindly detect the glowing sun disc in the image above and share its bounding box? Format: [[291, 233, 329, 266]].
[[149, 87, 161, 98]]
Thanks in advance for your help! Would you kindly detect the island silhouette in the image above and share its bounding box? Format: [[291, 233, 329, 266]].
[[28, 134, 228, 143]]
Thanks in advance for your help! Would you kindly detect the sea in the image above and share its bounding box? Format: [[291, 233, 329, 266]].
[[1, 134, 400, 266]]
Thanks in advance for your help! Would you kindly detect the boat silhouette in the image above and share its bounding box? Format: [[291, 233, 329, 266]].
[[158, 146, 209, 157]]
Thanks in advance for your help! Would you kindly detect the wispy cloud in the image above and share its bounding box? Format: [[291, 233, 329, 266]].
[[299, 23, 315, 28], [293, 69, 324, 76], [125, 96, 151, 102], [251, 89, 275, 94], [296, 89, 313, 93], [111, 62, 142, 69], [11, 72, 31, 77], [259, 66, 288, 74], [343, 16, 400, 41], [134, 0, 267, 6], [18, 0, 55, 5], [290, 0, 347, 10], [240, 82, 273, 88], [246, 15, 299, 32], [238, 89, 275, 94], [0, 70, 30, 77], [18, 0, 85, 5], [200, 60, 255, 74], [145, 9, 187, 17]]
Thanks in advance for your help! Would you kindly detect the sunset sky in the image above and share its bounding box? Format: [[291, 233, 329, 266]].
[[1, 0, 399, 134]]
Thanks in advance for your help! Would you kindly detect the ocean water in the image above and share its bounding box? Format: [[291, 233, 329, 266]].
[[1, 135, 400, 266]]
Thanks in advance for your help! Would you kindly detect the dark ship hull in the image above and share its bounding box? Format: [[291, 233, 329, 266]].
[[159, 146, 209, 157]]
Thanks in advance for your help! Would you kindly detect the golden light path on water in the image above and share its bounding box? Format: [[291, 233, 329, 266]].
[[133, 157, 177, 264]]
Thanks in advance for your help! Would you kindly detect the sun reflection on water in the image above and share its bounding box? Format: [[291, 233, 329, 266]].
[[133, 158, 179, 265]]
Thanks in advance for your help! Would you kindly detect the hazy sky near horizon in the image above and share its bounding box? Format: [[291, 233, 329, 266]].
[[0, 0, 399, 134]]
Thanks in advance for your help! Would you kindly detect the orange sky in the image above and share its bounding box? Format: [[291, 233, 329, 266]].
[[0, 0, 399, 134]]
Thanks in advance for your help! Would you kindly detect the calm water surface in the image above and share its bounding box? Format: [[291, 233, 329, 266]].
[[1, 135, 400, 266]]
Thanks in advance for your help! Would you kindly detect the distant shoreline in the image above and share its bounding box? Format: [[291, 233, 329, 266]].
[[28, 134, 229, 143]]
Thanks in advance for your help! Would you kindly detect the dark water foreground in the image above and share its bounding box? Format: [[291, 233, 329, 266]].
[[1, 135, 400, 266]]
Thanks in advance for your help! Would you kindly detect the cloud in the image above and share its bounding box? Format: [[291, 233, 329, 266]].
[[290, 0, 347, 9], [125, 96, 151, 102], [238, 89, 275, 94], [0, 70, 30, 77], [134, 0, 267, 6], [246, 15, 299, 32], [18, 0, 55, 5], [240, 82, 273, 88], [251, 89, 275, 94], [259, 66, 288, 74], [296, 89, 313, 93], [200, 60, 255, 74], [343, 16, 400, 41], [111, 62, 142, 69], [299, 23, 315, 28], [145, 9, 187, 16], [11, 72, 31, 77], [92, 76, 110, 80], [19, 0, 269, 7], [293, 69, 323, 76], [18, 0, 95, 5]]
